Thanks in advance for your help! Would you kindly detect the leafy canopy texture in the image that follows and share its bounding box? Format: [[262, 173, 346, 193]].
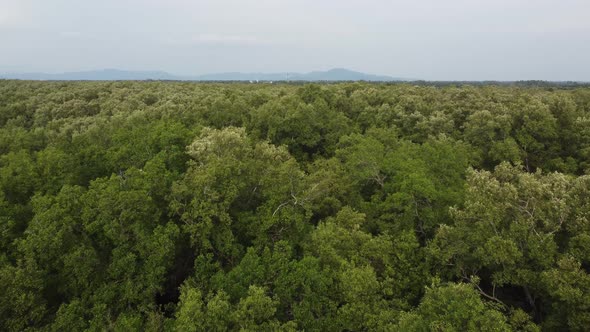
[[1, 80, 590, 331]]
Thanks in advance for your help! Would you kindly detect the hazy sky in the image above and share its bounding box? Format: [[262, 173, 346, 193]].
[[1, 0, 589, 80]]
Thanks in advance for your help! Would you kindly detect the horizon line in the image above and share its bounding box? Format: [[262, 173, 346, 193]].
[[1, 68, 589, 83]]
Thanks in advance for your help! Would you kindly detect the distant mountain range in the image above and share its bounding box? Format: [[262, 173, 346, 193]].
[[0, 68, 411, 82], [194, 68, 408, 81]]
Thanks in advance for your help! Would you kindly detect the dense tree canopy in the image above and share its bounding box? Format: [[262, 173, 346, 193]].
[[1, 80, 589, 331]]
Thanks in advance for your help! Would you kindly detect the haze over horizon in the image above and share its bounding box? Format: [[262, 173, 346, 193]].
[[1, 0, 589, 81]]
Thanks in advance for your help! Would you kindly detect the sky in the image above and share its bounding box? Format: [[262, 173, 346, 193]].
[[1, 0, 589, 81]]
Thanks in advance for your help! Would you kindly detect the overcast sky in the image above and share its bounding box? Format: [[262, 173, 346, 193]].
[[1, 0, 589, 80]]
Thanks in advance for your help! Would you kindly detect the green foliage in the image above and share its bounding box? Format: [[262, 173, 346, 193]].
[[1, 80, 589, 330], [170, 127, 311, 263], [429, 163, 590, 330], [0, 259, 47, 332], [396, 283, 512, 331]]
